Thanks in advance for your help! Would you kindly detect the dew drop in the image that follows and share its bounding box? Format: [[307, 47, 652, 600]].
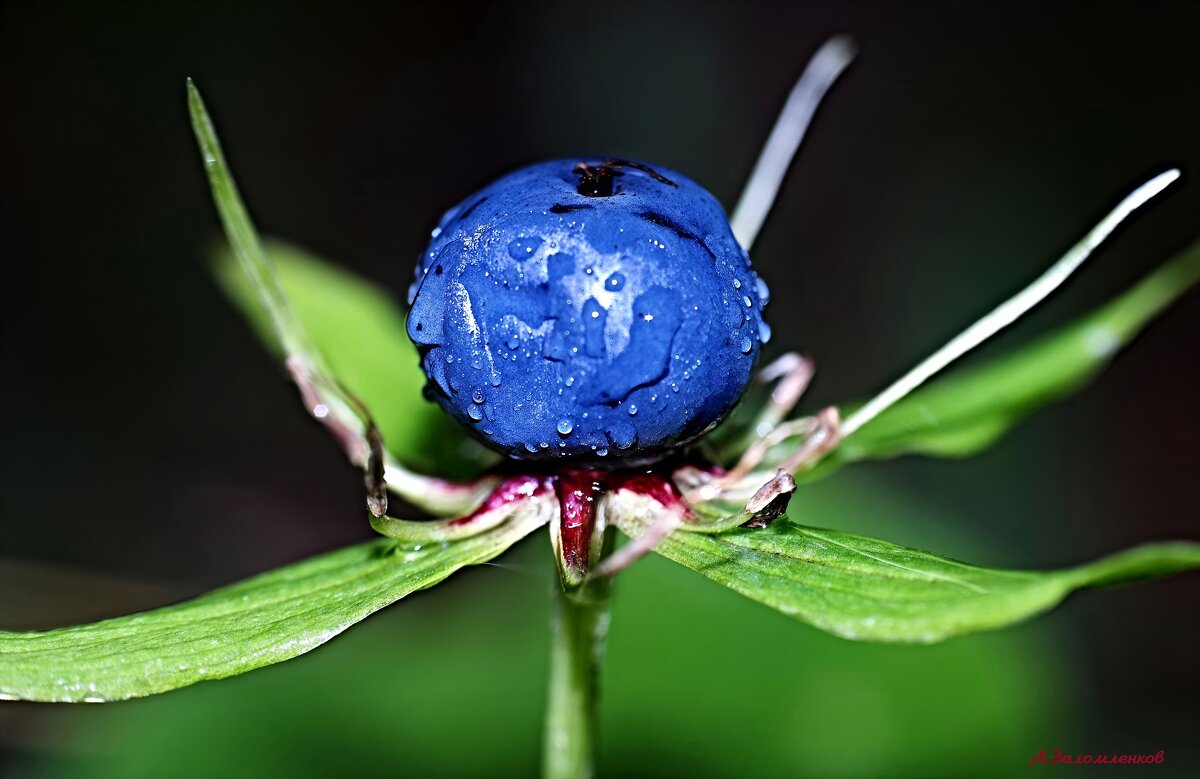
[[583, 298, 607, 357], [758, 320, 773, 344], [740, 336, 753, 354], [628, 404, 638, 416], [596, 447, 609, 457], [606, 272, 626, 291], [506, 236, 543, 261], [743, 295, 753, 308], [472, 388, 485, 404], [524, 441, 539, 453], [467, 405, 483, 421], [755, 276, 771, 306], [557, 419, 574, 436], [732, 278, 742, 289]]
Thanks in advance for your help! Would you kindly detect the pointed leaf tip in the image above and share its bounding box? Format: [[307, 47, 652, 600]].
[[0, 500, 549, 702], [607, 489, 1200, 643]]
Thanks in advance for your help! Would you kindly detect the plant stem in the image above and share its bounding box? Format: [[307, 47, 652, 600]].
[[542, 578, 611, 779]]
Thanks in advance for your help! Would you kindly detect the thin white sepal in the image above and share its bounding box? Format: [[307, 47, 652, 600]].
[[841, 169, 1182, 438]]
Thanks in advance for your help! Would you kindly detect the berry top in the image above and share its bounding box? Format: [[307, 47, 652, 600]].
[[407, 158, 770, 462]]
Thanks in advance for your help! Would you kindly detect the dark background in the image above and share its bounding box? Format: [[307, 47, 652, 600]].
[[2, 1, 1197, 777]]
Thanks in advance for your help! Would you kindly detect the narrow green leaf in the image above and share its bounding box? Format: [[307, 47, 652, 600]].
[[213, 240, 487, 473], [187, 80, 315, 371], [188, 80, 489, 515], [188, 80, 381, 498], [771, 240, 1200, 477], [0, 498, 551, 702], [608, 490, 1200, 643]]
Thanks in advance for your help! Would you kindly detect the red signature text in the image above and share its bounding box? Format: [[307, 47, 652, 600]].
[[1028, 749, 1165, 766]]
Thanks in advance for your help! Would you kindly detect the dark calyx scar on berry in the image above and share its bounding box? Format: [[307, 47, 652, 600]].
[[404, 157, 796, 585]]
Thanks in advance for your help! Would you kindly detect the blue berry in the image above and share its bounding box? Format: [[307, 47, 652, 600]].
[[407, 158, 770, 462]]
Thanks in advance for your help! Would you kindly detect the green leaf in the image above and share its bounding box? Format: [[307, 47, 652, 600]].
[[188, 79, 488, 513], [787, 240, 1200, 475], [608, 490, 1200, 643], [213, 240, 486, 473], [0, 498, 551, 702]]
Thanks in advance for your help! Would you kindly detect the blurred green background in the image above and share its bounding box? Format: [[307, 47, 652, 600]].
[[1, 1, 1197, 776]]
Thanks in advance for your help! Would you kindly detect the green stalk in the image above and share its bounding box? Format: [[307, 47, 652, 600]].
[[542, 578, 611, 779]]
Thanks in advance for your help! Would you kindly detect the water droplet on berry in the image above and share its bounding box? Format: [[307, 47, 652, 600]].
[[755, 276, 771, 306], [583, 298, 607, 357], [507, 236, 543, 261]]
